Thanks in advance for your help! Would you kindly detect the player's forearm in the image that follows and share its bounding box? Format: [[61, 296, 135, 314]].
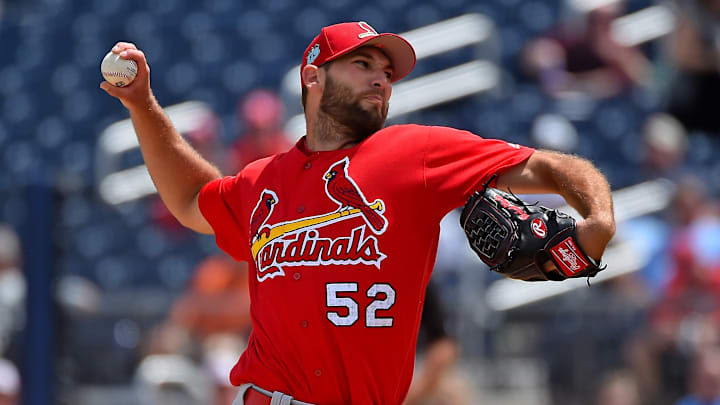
[[128, 97, 221, 226], [550, 156, 612, 221], [537, 152, 616, 250], [498, 150, 615, 235]]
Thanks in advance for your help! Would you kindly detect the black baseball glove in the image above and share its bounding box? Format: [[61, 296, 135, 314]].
[[459, 184, 604, 281]]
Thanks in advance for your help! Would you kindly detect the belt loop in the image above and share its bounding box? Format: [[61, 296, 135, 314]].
[[271, 391, 294, 405], [232, 383, 253, 405]]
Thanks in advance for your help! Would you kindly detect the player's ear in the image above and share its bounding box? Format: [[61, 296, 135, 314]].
[[302, 65, 322, 91]]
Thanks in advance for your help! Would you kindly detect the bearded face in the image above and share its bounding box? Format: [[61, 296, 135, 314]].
[[319, 72, 388, 142]]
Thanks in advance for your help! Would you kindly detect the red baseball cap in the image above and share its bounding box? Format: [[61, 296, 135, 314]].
[[301, 21, 416, 84]]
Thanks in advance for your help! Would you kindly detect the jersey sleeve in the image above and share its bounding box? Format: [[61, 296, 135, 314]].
[[423, 126, 534, 214], [198, 176, 252, 262]]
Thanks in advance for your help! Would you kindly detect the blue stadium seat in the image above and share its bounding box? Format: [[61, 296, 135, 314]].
[[190, 33, 226, 65], [0, 66, 23, 96], [405, 4, 442, 27], [61, 195, 92, 228], [72, 12, 103, 39], [593, 102, 634, 142], [2, 93, 32, 125], [317, 0, 353, 12], [15, 39, 47, 70], [74, 224, 112, 260], [93, 0, 125, 17], [125, 11, 158, 39], [61, 91, 94, 123], [0, 123, 6, 150], [95, 256, 132, 290], [515, 0, 555, 34], [203, 0, 234, 14], [157, 255, 195, 289], [349, 7, 388, 29], [221, 60, 260, 95], [163, 62, 199, 97], [34, 116, 70, 150], [147, 0, 183, 16], [51, 64, 82, 96], [290, 8, 332, 39], [181, 11, 214, 39]]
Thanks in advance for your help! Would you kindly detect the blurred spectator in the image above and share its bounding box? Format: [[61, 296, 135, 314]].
[[531, 113, 580, 154], [674, 345, 720, 405], [0, 358, 20, 405], [133, 254, 251, 405], [595, 369, 641, 405], [663, 0, 720, 135], [201, 333, 245, 405], [626, 177, 720, 404], [169, 254, 251, 341], [403, 281, 461, 405], [140, 320, 198, 360], [54, 275, 102, 316], [617, 174, 704, 305], [228, 89, 293, 173], [637, 113, 688, 181], [0, 225, 25, 360], [133, 353, 212, 405], [522, 1, 652, 99], [659, 202, 720, 301]]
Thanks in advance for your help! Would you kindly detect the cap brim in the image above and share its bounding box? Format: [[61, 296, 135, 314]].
[[364, 34, 416, 82], [326, 33, 416, 82]]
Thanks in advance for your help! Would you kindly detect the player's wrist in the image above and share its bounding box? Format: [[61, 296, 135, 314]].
[[126, 91, 159, 114], [576, 217, 615, 260], [582, 215, 615, 239]]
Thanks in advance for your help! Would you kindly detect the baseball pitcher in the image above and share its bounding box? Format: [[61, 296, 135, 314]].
[[101, 21, 615, 405]]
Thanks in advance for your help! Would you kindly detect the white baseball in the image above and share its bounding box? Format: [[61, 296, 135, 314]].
[[101, 51, 138, 87]]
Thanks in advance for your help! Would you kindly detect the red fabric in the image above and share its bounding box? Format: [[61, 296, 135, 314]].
[[242, 387, 273, 405], [198, 124, 533, 404], [301, 22, 416, 83]]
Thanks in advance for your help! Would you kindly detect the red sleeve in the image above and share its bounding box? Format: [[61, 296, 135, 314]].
[[423, 126, 534, 214], [198, 176, 252, 262]]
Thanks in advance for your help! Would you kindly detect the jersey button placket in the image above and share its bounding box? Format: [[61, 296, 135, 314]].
[[304, 162, 312, 170], [293, 272, 301, 280], [314, 369, 322, 377]]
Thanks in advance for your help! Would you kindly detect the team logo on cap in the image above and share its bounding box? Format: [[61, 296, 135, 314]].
[[306, 43, 320, 65], [357, 21, 379, 38]]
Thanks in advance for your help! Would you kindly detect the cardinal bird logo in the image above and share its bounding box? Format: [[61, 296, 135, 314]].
[[323, 157, 387, 234], [250, 189, 278, 240]]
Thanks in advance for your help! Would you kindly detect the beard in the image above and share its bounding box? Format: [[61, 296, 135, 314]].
[[319, 74, 388, 142]]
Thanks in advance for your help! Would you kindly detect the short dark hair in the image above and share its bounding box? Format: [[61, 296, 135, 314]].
[[301, 63, 330, 111]]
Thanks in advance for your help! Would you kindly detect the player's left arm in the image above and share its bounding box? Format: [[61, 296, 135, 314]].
[[495, 149, 616, 261]]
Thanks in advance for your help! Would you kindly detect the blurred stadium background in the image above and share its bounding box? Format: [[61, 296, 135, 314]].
[[1, 0, 720, 404]]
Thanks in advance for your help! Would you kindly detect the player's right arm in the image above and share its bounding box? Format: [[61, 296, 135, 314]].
[[100, 42, 219, 234]]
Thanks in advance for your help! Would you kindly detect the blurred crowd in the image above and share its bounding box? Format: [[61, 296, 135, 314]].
[[2, 0, 720, 403], [0, 225, 23, 405]]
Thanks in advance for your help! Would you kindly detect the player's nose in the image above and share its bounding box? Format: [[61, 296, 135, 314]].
[[371, 71, 390, 90]]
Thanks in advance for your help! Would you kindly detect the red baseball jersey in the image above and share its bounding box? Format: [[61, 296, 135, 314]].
[[198, 124, 534, 404]]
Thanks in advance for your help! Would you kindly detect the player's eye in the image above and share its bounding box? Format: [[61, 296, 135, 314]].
[[354, 60, 369, 68], [384, 71, 392, 79]]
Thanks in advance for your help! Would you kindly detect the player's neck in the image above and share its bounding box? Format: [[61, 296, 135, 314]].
[[305, 110, 360, 151]]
